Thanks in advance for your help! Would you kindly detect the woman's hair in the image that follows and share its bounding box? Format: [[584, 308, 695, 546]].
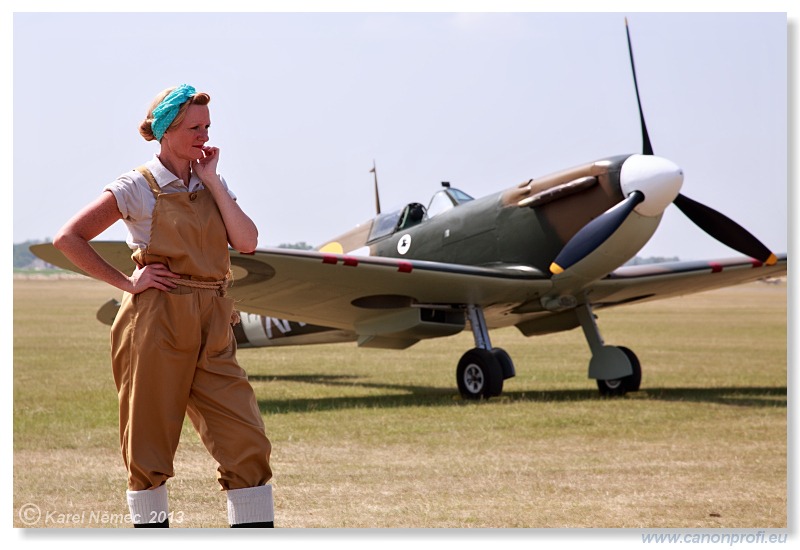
[[139, 87, 211, 141]]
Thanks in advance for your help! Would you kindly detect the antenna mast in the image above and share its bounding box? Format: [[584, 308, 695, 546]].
[[370, 160, 382, 215]]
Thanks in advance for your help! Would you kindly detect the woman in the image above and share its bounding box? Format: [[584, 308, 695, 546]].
[[54, 85, 274, 528]]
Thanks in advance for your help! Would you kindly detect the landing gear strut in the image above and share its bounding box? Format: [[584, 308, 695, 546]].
[[456, 305, 515, 400], [576, 303, 642, 396]]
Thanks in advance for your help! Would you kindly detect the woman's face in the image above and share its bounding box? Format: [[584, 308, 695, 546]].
[[163, 104, 210, 161]]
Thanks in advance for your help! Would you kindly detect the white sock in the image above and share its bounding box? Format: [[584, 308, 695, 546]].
[[126, 484, 169, 525], [227, 484, 274, 525]]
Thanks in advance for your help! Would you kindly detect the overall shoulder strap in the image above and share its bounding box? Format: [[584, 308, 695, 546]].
[[134, 166, 162, 198]]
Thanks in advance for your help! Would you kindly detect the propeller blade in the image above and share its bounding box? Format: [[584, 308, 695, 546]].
[[550, 191, 645, 275], [673, 193, 777, 265], [622, 20, 776, 267], [625, 17, 653, 156]]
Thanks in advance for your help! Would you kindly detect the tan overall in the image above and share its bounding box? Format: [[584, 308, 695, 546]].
[[111, 166, 272, 493]]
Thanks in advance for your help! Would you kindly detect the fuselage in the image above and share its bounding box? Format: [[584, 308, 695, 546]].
[[319, 154, 640, 274]]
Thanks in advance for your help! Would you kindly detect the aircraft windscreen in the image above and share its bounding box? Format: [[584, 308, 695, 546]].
[[427, 188, 474, 218], [367, 211, 401, 241], [367, 188, 476, 241], [450, 189, 474, 204]]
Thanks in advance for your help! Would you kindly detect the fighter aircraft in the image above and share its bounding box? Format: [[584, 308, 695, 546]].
[[31, 20, 786, 400]]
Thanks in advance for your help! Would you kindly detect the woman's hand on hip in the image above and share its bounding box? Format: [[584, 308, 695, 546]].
[[127, 263, 180, 294]]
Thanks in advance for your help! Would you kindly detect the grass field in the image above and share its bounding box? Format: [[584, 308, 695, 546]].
[[12, 277, 787, 529]]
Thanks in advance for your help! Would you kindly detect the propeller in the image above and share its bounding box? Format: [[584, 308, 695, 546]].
[[672, 194, 777, 265], [625, 17, 653, 157], [548, 18, 777, 275], [550, 191, 644, 275]]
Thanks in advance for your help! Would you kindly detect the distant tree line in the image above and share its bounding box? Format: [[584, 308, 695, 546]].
[[277, 242, 314, 250], [14, 240, 48, 269], [625, 256, 680, 266]]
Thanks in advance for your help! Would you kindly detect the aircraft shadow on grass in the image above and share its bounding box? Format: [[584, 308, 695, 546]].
[[251, 374, 786, 415]]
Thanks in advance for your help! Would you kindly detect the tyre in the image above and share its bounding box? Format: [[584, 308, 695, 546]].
[[456, 348, 504, 399]]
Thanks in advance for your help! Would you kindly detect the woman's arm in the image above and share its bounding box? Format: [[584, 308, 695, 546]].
[[193, 146, 259, 253], [53, 191, 180, 293]]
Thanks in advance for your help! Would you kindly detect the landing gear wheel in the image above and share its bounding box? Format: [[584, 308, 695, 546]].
[[596, 346, 641, 396], [457, 348, 504, 400], [618, 346, 641, 392]]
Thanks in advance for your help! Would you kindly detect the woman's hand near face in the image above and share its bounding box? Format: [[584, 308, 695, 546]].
[[192, 146, 220, 185], [191, 145, 259, 253]]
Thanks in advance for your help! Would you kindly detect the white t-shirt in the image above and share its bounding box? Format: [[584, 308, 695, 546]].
[[104, 155, 237, 251]]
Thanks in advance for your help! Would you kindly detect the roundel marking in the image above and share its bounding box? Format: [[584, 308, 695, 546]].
[[397, 234, 412, 255]]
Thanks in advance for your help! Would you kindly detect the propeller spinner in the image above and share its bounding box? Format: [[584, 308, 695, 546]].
[[549, 19, 777, 275], [550, 154, 683, 274]]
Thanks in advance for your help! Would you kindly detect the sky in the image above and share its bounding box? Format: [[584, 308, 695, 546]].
[[8, 7, 791, 262]]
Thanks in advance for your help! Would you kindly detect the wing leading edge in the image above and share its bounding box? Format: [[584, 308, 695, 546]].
[[589, 254, 787, 309]]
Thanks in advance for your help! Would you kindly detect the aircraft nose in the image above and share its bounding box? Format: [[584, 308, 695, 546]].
[[619, 154, 684, 217]]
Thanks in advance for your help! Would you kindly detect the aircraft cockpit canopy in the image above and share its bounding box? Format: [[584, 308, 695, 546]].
[[367, 187, 474, 242], [426, 188, 474, 218]]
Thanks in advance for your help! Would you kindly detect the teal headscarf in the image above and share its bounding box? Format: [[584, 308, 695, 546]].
[[151, 84, 196, 141]]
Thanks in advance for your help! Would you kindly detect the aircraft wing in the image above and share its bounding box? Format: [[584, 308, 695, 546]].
[[30, 242, 553, 348], [227, 248, 551, 340], [30, 241, 136, 276], [588, 255, 787, 308], [30, 242, 552, 317]]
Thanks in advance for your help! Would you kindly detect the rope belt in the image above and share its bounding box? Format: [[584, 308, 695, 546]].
[[172, 278, 227, 291], [171, 275, 241, 325]]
